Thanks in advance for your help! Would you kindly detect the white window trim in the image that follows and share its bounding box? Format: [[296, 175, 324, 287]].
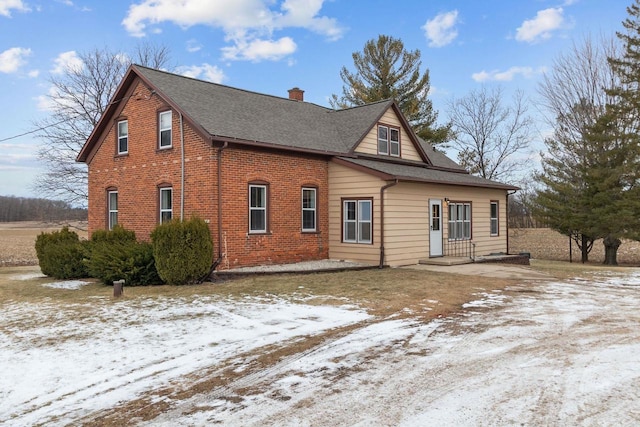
[[490, 201, 499, 236], [342, 199, 372, 244], [301, 187, 317, 232], [448, 202, 471, 241], [117, 120, 128, 155], [389, 128, 400, 157], [108, 190, 118, 230], [249, 184, 267, 233], [159, 187, 172, 223], [377, 125, 389, 155], [159, 110, 172, 149]]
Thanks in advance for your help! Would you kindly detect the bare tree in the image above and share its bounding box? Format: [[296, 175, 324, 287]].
[[446, 86, 534, 181], [33, 43, 172, 206], [538, 34, 619, 147]]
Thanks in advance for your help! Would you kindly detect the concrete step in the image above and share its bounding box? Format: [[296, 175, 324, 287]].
[[418, 257, 473, 266]]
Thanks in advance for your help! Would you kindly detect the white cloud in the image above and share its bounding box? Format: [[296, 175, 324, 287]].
[[221, 36, 297, 62], [0, 47, 31, 73], [27, 69, 39, 78], [176, 63, 225, 83], [0, 0, 30, 17], [122, 0, 342, 62], [423, 10, 459, 48], [471, 66, 547, 82], [51, 51, 83, 74], [516, 8, 566, 43], [186, 39, 202, 53]]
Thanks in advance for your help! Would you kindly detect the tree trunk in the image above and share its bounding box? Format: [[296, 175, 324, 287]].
[[581, 234, 589, 264], [603, 234, 621, 266]]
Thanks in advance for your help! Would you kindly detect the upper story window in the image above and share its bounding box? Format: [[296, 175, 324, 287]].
[[108, 190, 118, 230], [302, 187, 317, 232], [159, 110, 172, 149], [117, 120, 128, 154], [377, 124, 400, 157], [159, 187, 172, 223], [490, 201, 499, 236], [249, 184, 268, 233]]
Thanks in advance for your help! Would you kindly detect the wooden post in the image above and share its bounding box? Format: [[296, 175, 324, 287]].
[[113, 280, 124, 298]]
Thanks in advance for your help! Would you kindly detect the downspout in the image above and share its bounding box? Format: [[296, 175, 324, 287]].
[[379, 179, 399, 268], [507, 189, 517, 254], [179, 112, 185, 220], [215, 141, 228, 268]]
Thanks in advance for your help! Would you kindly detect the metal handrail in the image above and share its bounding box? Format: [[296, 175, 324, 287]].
[[443, 238, 475, 260]]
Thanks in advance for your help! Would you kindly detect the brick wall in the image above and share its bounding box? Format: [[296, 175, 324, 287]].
[[219, 146, 329, 269], [86, 77, 329, 270]]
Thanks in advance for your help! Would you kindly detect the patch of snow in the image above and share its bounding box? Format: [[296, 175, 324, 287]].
[[42, 280, 91, 290], [12, 272, 45, 281], [0, 295, 370, 426]]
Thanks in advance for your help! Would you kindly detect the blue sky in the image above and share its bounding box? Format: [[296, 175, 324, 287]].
[[0, 0, 632, 199]]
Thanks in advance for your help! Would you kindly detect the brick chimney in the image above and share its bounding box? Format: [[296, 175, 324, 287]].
[[288, 87, 304, 102]]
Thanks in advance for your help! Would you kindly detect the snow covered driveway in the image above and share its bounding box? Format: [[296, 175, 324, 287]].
[[2, 269, 640, 426], [150, 271, 640, 426]]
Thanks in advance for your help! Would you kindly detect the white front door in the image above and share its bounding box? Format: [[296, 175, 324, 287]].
[[429, 199, 443, 257]]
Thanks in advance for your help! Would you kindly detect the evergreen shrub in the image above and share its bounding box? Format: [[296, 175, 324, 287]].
[[35, 226, 89, 279], [86, 225, 162, 286], [151, 217, 213, 285]]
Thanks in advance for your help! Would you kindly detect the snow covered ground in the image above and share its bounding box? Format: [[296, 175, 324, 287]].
[[2, 270, 640, 426]]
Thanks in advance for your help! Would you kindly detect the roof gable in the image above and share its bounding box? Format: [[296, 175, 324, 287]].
[[77, 65, 469, 178]]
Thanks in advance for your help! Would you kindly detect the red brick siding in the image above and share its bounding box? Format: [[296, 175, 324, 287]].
[[86, 77, 329, 269], [219, 147, 329, 269]]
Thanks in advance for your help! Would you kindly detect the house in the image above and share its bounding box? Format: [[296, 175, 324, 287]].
[[77, 65, 518, 270]]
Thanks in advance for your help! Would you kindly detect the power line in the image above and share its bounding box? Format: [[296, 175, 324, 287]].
[[0, 115, 82, 143], [0, 93, 139, 144]]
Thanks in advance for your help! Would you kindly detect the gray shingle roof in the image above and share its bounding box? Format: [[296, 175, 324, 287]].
[[135, 65, 390, 154], [338, 157, 518, 190], [81, 65, 515, 192]]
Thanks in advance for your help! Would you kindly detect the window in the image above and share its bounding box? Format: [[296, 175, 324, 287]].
[[249, 184, 267, 233], [159, 187, 172, 223], [117, 120, 128, 154], [390, 128, 400, 156], [490, 201, 499, 236], [343, 199, 372, 244], [159, 110, 172, 148], [378, 126, 389, 155], [302, 187, 317, 232], [448, 202, 471, 240], [377, 125, 400, 157], [108, 190, 118, 230]]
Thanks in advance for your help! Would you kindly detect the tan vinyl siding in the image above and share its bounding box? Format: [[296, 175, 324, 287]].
[[329, 161, 511, 266], [328, 161, 382, 265], [384, 183, 509, 266], [354, 108, 422, 161], [441, 186, 508, 256]]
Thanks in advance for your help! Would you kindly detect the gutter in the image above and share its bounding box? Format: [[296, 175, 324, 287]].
[[215, 141, 229, 268], [506, 189, 518, 254], [179, 112, 185, 220], [379, 179, 399, 268]]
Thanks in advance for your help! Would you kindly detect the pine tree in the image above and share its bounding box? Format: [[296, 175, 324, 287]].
[[331, 35, 450, 145]]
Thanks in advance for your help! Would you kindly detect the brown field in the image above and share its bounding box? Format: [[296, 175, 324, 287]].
[[509, 227, 640, 265], [0, 221, 88, 267]]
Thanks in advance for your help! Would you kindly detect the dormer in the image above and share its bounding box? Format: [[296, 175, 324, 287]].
[[353, 104, 423, 162]]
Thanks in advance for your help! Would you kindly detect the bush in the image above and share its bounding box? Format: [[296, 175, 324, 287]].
[[35, 227, 89, 279], [86, 225, 162, 286], [151, 217, 214, 285]]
